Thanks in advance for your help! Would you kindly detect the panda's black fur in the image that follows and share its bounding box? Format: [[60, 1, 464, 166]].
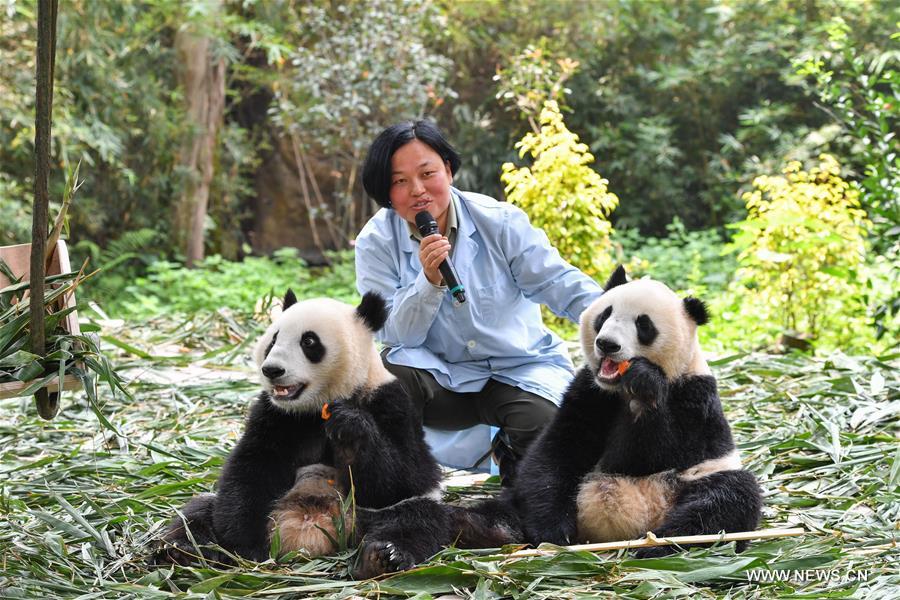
[[353, 496, 521, 579], [513, 266, 762, 558], [152, 291, 443, 565]]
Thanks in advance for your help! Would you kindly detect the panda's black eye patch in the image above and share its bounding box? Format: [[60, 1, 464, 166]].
[[264, 331, 278, 358], [594, 306, 613, 332], [300, 331, 325, 363], [635, 314, 658, 346]]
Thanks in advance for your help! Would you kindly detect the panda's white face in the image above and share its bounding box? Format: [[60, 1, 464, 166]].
[[253, 296, 393, 414], [580, 276, 710, 390]]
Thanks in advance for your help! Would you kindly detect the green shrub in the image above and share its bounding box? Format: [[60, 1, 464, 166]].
[[109, 249, 358, 319], [726, 154, 872, 349], [501, 100, 619, 280], [611, 219, 735, 295]]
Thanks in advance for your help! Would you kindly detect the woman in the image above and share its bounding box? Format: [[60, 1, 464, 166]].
[[354, 120, 603, 484]]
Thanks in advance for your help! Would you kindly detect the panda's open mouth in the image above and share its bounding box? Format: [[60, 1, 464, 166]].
[[271, 383, 307, 401], [597, 357, 625, 384]]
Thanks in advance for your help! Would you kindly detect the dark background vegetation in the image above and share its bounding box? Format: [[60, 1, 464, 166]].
[[1, 1, 894, 246], [0, 0, 897, 350]]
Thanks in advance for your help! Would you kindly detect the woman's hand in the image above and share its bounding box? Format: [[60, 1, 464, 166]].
[[419, 234, 451, 286]]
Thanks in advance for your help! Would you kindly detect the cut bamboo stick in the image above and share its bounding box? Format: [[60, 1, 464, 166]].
[[505, 527, 806, 558]]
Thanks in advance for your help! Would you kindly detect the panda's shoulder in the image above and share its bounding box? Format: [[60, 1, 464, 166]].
[[670, 374, 718, 402], [669, 374, 728, 422], [359, 378, 411, 409]]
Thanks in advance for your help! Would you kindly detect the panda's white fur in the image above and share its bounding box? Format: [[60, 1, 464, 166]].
[[579, 278, 711, 391], [253, 298, 395, 414]]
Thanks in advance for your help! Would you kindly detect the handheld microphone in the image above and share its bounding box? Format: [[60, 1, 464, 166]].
[[415, 210, 466, 304]]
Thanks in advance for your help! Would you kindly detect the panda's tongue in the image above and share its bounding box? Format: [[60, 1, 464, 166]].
[[600, 358, 620, 378]]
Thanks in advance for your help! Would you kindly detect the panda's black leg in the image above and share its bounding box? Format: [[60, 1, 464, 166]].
[[349, 498, 455, 579], [635, 470, 763, 559], [151, 494, 231, 567]]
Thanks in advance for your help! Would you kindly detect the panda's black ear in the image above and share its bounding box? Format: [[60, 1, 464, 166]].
[[356, 292, 388, 332], [283, 289, 298, 310], [604, 265, 628, 291], [683, 297, 710, 326]]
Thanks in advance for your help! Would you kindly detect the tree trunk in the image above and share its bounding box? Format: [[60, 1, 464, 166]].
[[174, 11, 225, 267]]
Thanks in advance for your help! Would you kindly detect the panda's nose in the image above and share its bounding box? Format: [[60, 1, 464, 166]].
[[595, 337, 621, 355], [262, 364, 285, 380]]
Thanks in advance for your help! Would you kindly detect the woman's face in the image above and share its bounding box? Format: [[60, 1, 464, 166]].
[[389, 139, 453, 229]]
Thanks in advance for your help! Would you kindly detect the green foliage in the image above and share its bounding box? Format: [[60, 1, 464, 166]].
[[494, 40, 579, 124], [573, 0, 826, 233], [795, 17, 900, 244], [110, 249, 358, 319], [501, 101, 618, 280], [728, 155, 871, 348], [269, 0, 454, 245], [73, 228, 163, 304], [0, 174, 31, 246], [612, 219, 735, 295]]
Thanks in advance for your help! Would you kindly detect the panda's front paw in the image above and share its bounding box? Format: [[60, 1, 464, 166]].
[[325, 402, 374, 451], [525, 516, 576, 547], [619, 358, 667, 407], [352, 540, 415, 579]]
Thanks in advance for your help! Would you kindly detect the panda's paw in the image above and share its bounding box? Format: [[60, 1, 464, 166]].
[[149, 540, 231, 568], [634, 544, 677, 559], [325, 402, 374, 448], [619, 358, 668, 406], [150, 541, 196, 567], [352, 540, 415, 579], [525, 518, 576, 547]]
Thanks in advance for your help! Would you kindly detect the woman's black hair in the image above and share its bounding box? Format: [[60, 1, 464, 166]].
[[361, 120, 462, 209]]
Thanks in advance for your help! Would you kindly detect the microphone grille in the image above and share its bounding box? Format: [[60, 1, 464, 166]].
[[414, 211, 435, 229]]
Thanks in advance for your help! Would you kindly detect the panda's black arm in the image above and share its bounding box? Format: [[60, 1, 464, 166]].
[[514, 367, 615, 545], [326, 381, 442, 507], [668, 374, 717, 416], [668, 374, 737, 463], [212, 396, 323, 560]]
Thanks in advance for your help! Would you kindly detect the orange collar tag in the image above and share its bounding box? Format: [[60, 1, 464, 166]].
[[321, 403, 332, 420]]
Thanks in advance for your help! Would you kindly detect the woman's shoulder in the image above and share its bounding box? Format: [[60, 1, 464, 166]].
[[456, 189, 527, 222], [357, 208, 401, 242]]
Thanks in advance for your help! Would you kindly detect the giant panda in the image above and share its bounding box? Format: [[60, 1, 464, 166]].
[[514, 266, 762, 558], [152, 290, 442, 565]]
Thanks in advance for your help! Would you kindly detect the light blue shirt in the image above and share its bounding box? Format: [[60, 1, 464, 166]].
[[355, 189, 603, 404]]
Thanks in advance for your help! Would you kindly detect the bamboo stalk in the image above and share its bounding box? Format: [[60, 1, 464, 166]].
[[505, 527, 806, 558], [31, 0, 59, 420]]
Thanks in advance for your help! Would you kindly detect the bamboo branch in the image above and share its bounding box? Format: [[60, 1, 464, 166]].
[[504, 527, 806, 558], [45, 161, 80, 266]]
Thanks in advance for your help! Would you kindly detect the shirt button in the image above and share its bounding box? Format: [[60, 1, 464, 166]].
[[467, 340, 476, 349]]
